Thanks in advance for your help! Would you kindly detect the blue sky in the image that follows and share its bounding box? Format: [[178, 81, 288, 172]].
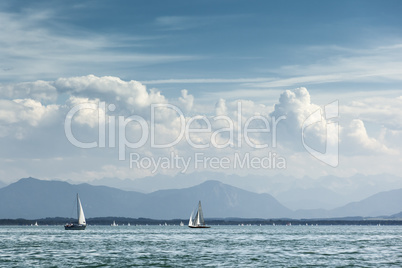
[[2, 0, 402, 96], [0, 0, 402, 188]]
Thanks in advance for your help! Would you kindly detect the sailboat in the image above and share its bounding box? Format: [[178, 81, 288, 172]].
[[64, 194, 86, 230], [188, 201, 210, 228]]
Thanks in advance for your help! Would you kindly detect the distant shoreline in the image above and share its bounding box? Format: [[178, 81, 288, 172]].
[[1, 217, 402, 226]]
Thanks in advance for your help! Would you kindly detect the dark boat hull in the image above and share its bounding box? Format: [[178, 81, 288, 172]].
[[188, 225, 210, 228], [64, 224, 86, 230]]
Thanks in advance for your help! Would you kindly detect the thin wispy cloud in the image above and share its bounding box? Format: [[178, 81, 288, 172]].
[[155, 16, 206, 31], [154, 14, 250, 31], [0, 9, 202, 81], [141, 78, 275, 84], [141, 42, 402, 91]]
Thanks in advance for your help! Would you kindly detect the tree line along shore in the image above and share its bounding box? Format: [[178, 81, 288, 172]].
[[1, 217, 402, 226]]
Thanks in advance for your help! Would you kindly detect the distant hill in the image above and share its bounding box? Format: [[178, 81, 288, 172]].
[[390, 211, 402, 219], [292, 188, 402, 219], [329, 188, 402, 217], [0, 178, 292, 219], [0, 178, 145, 219], [143, 180, 292, 219]]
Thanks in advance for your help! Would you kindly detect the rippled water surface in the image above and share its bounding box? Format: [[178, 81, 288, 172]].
[[1, 225, 401, 267]]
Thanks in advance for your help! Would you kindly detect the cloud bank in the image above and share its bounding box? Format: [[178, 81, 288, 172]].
[[0, 75, 400, 183]]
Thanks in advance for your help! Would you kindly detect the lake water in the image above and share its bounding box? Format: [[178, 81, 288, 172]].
[[0, 225, 401, 267]]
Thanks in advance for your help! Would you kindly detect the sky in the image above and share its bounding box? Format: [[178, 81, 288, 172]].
[[1, 0, 402, 188]]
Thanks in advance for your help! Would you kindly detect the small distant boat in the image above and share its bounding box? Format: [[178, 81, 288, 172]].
[[111, 221, 118, 226], [180, 221, 184, 226], [188, 201, 210, 228], [65, 194, 86, 230], [127, 223, 131, 226]]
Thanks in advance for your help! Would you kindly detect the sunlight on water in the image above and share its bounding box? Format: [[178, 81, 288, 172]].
[[0, 225, 401, 267]]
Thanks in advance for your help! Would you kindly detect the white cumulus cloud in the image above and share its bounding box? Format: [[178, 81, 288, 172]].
[[55, 75, 166, 111], [0, 80, 57, 102]]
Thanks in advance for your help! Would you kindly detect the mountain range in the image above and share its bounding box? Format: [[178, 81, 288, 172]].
[[0, 178, 291, 219], [1, 177, 402, 220], [2, 172, 402, 211], [82, 172, 402, 210]]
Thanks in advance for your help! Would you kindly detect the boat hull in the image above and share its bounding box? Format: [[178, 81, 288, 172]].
[[64, 224, 86, 230], [188, 225, 211, 228]]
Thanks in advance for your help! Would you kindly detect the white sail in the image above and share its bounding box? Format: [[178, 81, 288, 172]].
[[194, 210, 200, 225], [197, 201, 205, 225], [188, 211, 194, 226], [189, 201, 207, 227], [77, 194, 86, 225]]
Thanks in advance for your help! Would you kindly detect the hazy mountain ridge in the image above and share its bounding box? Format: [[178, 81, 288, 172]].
[[329, 188, 402, 217], [86, 172, 402, 210], [390, 211, 402, 218], [1, 177, 402, 220], [0, 178, 145, 219], [0, 178, 292, 219], [3, 172, 401, 211]]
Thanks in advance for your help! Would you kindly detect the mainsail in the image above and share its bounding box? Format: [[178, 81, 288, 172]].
[[77, 194, 86, 225], [196, 201, 205, 225], [65, 193, 87, 230]]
